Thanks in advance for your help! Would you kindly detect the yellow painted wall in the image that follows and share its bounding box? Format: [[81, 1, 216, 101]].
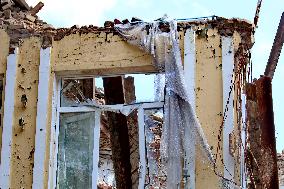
[[51, 32, 155, 75], [195, 28, 224, 188], [10, 37, 40, 189], [0, 29, 9, 75], [0, 24, 250, 188]]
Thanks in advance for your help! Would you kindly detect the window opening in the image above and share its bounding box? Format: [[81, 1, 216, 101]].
[[53, 73, 165, 189]]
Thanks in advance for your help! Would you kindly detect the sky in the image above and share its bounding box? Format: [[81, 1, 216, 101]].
[[26, 0, 284, 152]]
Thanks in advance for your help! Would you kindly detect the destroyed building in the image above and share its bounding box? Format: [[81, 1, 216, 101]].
[[0, 0, 280, 189]]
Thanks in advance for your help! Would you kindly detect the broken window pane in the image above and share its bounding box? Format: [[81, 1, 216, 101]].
[[60, 78, 95, 107], [126, 73, 165, 103], [60, 73, 164, 107], [57, 112, 95, 189], [97, 73, 165, 105], [144, 108, 167, 188]]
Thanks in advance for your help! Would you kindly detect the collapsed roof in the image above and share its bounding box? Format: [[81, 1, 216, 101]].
[[0, 0, 254, 50]]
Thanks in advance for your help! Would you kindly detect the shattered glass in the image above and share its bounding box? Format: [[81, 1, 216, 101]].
[[61, 78, 94, 107], [126, 73, 165, 103], [61, 74, 164, 107], [98, 150, 116, 188], [57, 112, 95, 189]]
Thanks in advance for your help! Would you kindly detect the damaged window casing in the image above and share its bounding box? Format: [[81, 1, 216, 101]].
[[52, 74, 165, 189]]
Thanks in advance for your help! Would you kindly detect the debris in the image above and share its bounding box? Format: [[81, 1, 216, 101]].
[[12, 0, 30, 10], [4, 9, 11, 19], [131, 17, 142, 22], [70, 24, 79, 29], [2, 1, 13, 10], [114, 18, 121, 24], [18, 11, 26, 19], [104, 21, 114, 28], [42, 23, 53, 29], [29, 1, 44, 16], [122, 19, 129, 24], [0, 0, 55, 47], [25, 14, 36, 22], [7, 24, 25, 30]]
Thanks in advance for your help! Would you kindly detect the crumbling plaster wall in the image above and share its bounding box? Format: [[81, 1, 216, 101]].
[[194, 27, 224, 188], [0, 24, 247, 188], [10, 37, 40, 189], [51, 32, 155, 75]]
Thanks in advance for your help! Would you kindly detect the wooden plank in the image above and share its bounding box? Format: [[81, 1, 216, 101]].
[[138, 107, 146, 189], [47, 77, 61, 189], [184, 29, 196, 189], [92, 111, 101, 189], [32, 48, 51, 189], [240, 94, 247, 188], [221, 36, 235, 184], [0, 49, 18, 189]]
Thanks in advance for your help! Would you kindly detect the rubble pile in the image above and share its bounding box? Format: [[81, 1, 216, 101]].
[[0, 0, 54, 46], [0, 0, 52, 28]]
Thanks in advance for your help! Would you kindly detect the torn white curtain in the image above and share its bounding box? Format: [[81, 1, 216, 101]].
[[115, 20, 215, 188]]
